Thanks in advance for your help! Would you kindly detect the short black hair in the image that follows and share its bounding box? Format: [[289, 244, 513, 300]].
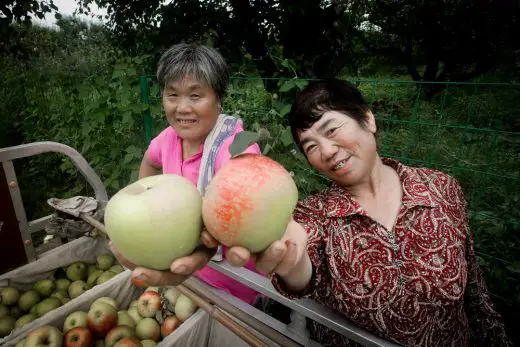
[[288, 78, 370, 149]]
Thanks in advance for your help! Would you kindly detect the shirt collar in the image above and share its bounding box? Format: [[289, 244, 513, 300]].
[[324, 158, 438, 218]]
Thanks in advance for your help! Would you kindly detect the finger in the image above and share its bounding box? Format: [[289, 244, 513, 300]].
[[273, 240, 299, 277], [170, 246, 216, 275], [256, 240, 288, 274], [131, 268, 187, 288], [226, 246, 253, 267], [108, 243, 136, 271], [200, 230, 219, 249]]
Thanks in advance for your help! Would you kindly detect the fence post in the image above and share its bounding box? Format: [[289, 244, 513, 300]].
[[140, 75, 153, 145]]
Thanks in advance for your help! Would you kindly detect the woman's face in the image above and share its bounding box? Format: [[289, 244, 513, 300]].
[[298, 110, 378, 187], [162, 75, 220, 143]]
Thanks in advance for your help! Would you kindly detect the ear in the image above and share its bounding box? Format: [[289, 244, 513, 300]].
[[365, 110, 377, 134]]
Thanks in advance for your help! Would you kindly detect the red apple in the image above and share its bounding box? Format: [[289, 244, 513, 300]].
[[87, 302, 118, 337], [113, 337, 143, 347], [137, 291, 161, 318], [161, 315, 181, 338], [25, 325, 63, 346], [64, 327, 93, 347], [105, 325, 135, 347]]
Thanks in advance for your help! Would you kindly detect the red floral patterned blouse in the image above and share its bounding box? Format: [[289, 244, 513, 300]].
[[273, 158, 511, 347]]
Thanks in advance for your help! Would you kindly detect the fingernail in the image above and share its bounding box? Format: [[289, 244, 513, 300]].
[[131, 274, 149, 287], [171, 265, 188, 274]]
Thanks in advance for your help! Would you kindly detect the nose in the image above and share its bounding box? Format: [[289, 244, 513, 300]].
[[177, 97, 192, 114], [320, 140, 338, 161]]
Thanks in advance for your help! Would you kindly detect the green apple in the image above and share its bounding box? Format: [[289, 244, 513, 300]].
[[104, 174, 202, 270], [127, 307, 143, 325], [0, 304, 9, 318], [63, 310, 87, 332], [135, 318, 160, 341], [96, 271, 117, 285], [117, 311, 136, 329], [92, 297, 118, 311], [55, 278, 72, 292], [66, 262, 88, 281], [68, 280, 88, 299], [141, 340, 157, 347], [25, 325, 62, 346], [94, 340, 106, 347], [18, 290, 41, 312], [129, 300, 139, 310], [109, 265, 125, 274], [87, 270, 104, 288], [0, 287, 20, 306], [105, 325, 134, 347], [32, 279, 56, 297], [15, 314, 36, 327], [29, 304, 38, 316], [174, 294, 197, 322], [15, 338, 25, 347], [50, 291, 69, 301], [88, 264, 99, 276], [0, 316, 16, 337], [97, 254, 115, 271], [35, 297, 61, 317]]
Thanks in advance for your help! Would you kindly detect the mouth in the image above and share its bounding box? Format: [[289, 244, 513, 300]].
[[176, 118, 197, 125], [331, 157, 350, 172]]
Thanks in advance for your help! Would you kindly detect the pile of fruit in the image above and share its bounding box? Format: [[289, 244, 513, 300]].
[[0, 254, 123, 338], [13, 286, 197, 347]]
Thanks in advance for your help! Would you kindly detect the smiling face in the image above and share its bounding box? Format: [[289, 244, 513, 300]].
[[298, 110, 378, 187], [162, 75, 220, 143]]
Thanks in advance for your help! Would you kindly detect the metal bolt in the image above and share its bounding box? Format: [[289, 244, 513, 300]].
[[8, 181, 17, 188]]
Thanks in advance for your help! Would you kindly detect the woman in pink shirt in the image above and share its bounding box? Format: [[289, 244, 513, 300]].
[[109, 43, 261, 304]]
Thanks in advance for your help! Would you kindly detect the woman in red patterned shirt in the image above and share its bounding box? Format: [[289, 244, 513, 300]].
[[222, 79, 511, 346]]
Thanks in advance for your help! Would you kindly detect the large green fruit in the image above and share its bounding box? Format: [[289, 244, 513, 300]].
[[104, 174, 202, 270], [202, 154, 298, 252]]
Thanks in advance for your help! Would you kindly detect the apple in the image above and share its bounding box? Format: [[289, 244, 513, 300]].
[[30, 304, 38, 316], [1, 287, 20, 306], [64, 326, 92, 347], [87, 302, 118, 337], [129, 300, 139, 310], [104, 174, 202, 270], [94, 341, 106, 347], [15, 313, 36, 327], [66, 262, 88, 281], [137, 291, 161, 318], [63, 311, 88, 332], [145, 287, 159, 293], [68, 280, 88, 299], [25, 325, 63, 346], [18, 290, 41, 312], [55, 278, 72, 292], [92, 297, 118, 311], [117, 311, 136, 329], [105, 325, 135, 347], [141, 340, 156, 347], [50, 291, 69, 301], [163, 287, 181, 310], [0, 304, 9, 318], [35, 297, 61, 317], [109, 265, 125, 274], [135, 318, 160, 341], [174, 294, 197, 322], [96, 271, 117, 285], [15, 338, 25, 347], [32, 279, 56, 297], [88, 264, 99, 277], [127, 307, 143, 325], [87, 270, 104, 288], [0, 316, 16, 337], [113, 337, 143, 347], [161, 315, 181, 338], [97, 254, 115, 271]]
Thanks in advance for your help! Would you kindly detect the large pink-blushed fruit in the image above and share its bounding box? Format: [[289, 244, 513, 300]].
[[104, 174, 202, 270], [202, 154, 298, 252]]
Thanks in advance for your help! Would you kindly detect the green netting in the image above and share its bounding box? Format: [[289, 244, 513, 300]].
[[139, 76, 520, 309]]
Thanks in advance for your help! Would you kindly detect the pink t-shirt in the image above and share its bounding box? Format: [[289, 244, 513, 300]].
[[147, 123, 262, 304]]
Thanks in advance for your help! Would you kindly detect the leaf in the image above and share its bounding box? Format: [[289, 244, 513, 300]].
[[507, 261, 520, 274], [295, 79, 308, 90], [262, 143, 273, 155], [229, 131, 260, 158], [279, 80, 296, 93], [281, 126, 294, 147], [279, 104, 291, 117]]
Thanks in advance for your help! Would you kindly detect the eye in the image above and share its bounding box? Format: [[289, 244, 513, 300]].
[[326, 127, 338, 137], [190, 94, 201, 99], [304, 144, 317, 153], [168, 93, 177, 97]]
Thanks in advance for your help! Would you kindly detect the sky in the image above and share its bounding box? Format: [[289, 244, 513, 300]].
[[34, 0, 107, 27]]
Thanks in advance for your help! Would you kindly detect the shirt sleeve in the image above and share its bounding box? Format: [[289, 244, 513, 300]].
[[146, 127, 170, 166], [271, 194, 329, 300], [451, 178, 513, 346]]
